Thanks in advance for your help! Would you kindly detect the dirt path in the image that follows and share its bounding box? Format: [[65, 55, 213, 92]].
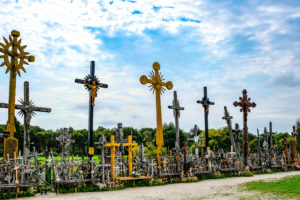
[[21, 171, 300, 200]]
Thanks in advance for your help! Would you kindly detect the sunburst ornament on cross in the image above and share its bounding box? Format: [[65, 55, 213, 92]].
[[0, 30, 34, 160], [140, 62, 173, 165]]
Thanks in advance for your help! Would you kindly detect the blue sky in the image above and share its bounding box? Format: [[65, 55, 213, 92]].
[[0, 0, 299, 134]]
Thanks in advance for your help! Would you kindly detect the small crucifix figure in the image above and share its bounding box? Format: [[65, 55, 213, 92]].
[[0, 30, 35, 160], [105, 135, 120, 181], [233, 89, 256, 167], [0, 81, 51, 159], [75, 61, 108, 163], [140, 62, 173, 165], [123, 135, 138, 176], [197, 86, 214, 150]]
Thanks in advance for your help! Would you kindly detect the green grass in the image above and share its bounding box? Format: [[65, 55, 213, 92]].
[[245, 175, 300, 199]]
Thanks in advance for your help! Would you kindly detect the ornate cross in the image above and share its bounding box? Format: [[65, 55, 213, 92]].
[[140, 62, 173, 165], [94, 133, 106, 183], [122, 135, 138, 176], [233, 89, 256, 167], [0, 81, 51, 159], [168, 91, 184, 152], [105, 135, 120, 181], [197, 86, 214, 149], [56, 128, 75, 157], [222, 106, 237, 156], [0, 30, 34, 159], [75, 61, 108, 162]]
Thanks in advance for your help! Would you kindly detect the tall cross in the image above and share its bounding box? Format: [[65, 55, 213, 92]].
[[122, 135, 138, 176], [0, 30, 35, 159], [291, 125, 297, 141], [222, 106, 237, 156], [197, 86, 214, 149], [0, 81, 51, 159], [233, 89, 256, 167], [267, 122, 274, 155], [140, 62, 173, 165], [105, 135, 120, 181], [168, 91, 184, 152], [75, 61, 108, 161]]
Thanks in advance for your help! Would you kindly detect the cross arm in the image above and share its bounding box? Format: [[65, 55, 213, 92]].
[[0, 103, 23, 110], [168, 105, 184, 110], [32, 106, 51, 113], [96, 83, 108, 88], [74, 79, 85, 84], [140, 75, 155, 85]]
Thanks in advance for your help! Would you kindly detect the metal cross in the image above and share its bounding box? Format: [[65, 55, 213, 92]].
[[75, 61, 108, 163], [233, 89, 256, 167], [0, 30, 35, 159], [197, 86, 214, 149], [56, 128, 75, 157], [188, 125, 201, 162], [0, 81, 51, 159], [140, 62, 173, 165], [105, 135, 120, 181], [122, 135, 138, 176], [222, 106, 238, 156], [94, 133, 106, 183], [168, 91, 184, 152]]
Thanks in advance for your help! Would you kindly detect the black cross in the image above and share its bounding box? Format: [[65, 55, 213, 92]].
[[197, 86, 214, 149], [74, 61, 108, 163]]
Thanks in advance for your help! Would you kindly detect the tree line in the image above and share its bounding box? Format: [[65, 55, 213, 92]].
[[0, 118, 299, 158]]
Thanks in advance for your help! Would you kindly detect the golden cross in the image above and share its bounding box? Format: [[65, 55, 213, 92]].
[[123, 135, 138, 176], [105, 135, 120, 181], [0, 30, 35, 137], [140, 62, 173, 165]]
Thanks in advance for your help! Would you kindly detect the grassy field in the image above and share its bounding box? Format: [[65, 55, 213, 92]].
[[245, 175, 300, 199]]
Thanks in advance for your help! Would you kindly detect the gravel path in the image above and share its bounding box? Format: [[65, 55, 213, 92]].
[[21, 171, 300, 200]]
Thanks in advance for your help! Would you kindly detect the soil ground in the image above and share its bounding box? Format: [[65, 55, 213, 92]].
[[20, 171, 300, 200]]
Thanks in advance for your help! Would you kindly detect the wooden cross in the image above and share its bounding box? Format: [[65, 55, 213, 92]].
[[0, 30, 35, 159], [233, 89, 256, 167], [105, 135, 120, 181], [291, 125, 297, 141], [75, 61, 108, 163], [197, 86, 214, 149], [56, 128, 75, 157], [0, 81, 51, 159], [222, 106, 238, 156], [199, 136, 205, 161], [140, 62, 173, 165], [123, 135, 138, 176], [168, 91, 184, 152], [94, 133, 106, 183]]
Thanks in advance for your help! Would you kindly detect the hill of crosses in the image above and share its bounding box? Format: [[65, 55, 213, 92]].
[[0, 30, 299, 197]]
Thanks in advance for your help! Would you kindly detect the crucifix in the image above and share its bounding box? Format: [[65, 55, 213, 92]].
[[105, 135, 120, 181], [222, 106, 238, 156], [168, 90, 184, 171], [233, 89, 256, 167], [0, 81, 51, 159], [140, 62, 173, 165], [197, 86, 214, 150], [56, 128, 75, 157], [123, 135, 138, 176], [188, 125, 201, 163], [0, 30, 35, 160], [168, 91, 184, 151], [75, 61, 108, 162]]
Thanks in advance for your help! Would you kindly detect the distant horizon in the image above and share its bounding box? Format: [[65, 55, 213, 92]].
[[0, 0, 299, 134]]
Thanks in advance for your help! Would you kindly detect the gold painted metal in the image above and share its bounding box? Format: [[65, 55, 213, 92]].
[[123, 135, 138, 176], [88, 147, 95, 155], [105, 135, 120, 181], [0, 30, 34, 159], [140, 62, 173, 165]]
